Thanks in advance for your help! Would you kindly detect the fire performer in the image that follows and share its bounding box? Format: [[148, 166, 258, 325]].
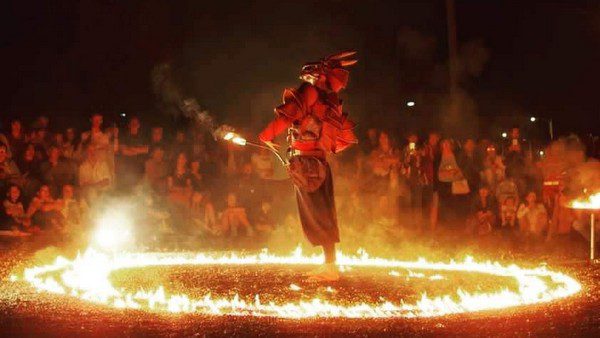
[[258, 51, 358, 281]]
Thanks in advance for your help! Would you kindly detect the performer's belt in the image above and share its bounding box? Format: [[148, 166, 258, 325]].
[[543, 180, 560, 186], [290, 149, 326, 159]]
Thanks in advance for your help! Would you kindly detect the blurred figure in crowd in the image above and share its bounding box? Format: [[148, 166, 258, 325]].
[[517, 191, 548, 238], [118, 116, 149, 190]]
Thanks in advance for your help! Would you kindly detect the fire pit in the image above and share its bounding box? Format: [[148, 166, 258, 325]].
[[12, 247, 581, 318], [568, 192, 600, 261]]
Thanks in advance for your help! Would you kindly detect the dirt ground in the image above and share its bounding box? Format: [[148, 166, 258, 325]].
[[0, 236, 598, 337]]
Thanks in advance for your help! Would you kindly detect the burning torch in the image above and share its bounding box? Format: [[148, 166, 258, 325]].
[[222, 131, 288, 166]]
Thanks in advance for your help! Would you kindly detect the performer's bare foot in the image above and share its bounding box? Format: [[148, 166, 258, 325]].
[[307, 263, 340, 282]]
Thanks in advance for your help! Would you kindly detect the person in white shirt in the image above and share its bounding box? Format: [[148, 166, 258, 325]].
[[517, 191, 548, 237], [79, 145, 112, 201]]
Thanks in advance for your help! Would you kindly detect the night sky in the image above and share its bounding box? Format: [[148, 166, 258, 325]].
[[1, 1, 598, 139]]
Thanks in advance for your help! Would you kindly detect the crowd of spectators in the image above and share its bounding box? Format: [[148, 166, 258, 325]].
[[0, 114, 595, 253]]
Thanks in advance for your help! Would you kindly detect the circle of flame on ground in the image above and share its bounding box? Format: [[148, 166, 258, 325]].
[[15, 248, 581, 318]]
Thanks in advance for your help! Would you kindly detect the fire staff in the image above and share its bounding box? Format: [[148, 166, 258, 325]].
[[259, 51, 358, 281]]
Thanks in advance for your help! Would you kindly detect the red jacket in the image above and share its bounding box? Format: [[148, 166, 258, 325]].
[[259, 83, 357, 154]]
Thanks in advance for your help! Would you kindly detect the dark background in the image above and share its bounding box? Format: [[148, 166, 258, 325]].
[[1, 0, 598, 141]]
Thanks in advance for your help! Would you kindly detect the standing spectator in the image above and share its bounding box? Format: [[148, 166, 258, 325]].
[[467, 185, 497, 235], [79, 146, 113, 201], [402, 133, 426, 230], [1, 185, 29, 231], [458, 138, 481, 197], [81, 113, 116, 181], [367, 131, 401, 218], [437, 139, 466, 228], [504, 127, 526, 194], [118, 116, 149, 189], [422, 131, 441, 230], [547, 185, 576, 241], [517, 191, 548, 238], [40, 145, 77, 196], [481, 144, 505, 190]]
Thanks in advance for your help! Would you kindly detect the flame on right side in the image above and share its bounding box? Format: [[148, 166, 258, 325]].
[[569, 192, 600, 210]]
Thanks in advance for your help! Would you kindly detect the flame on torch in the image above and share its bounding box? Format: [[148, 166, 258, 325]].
[[223, 132, 247, 146]]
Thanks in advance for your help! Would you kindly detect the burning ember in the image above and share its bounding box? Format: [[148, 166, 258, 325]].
[[13, 247, 581, 318], [569, 192, 600, 210]]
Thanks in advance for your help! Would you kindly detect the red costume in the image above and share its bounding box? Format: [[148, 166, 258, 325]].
[[259, 51, 358, 246]]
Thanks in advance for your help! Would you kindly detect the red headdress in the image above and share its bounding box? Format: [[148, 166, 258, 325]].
[[300, 50, 358, 93]]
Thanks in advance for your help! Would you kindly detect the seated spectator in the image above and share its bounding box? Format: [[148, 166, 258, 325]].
[[79, 146, 113, 201], [190, 191, 217, 236], [61, 127, 79, 161], [167, 130, 190, 162], [0, 144, 21, 192], [517, 191, 548, 237], [40, 145, 77, 196], [15, 143, 42, 199], [149, 126, 165, 153], [251, 148, 275, 179], [167, 152, 192, 203], [467, 185, 497, 235], [1, 185, 30, 231], [26, 184, 64, 232], [189, 159, 204, 192], [496, 174, 519, 206], [4, 119, 27, 159], [144, 146, 168, 193], [57, 184, 88, 232], [500, 196, 518, 230], [254, 199, 275, 238], [230, 162, 261, 211], [220, 192, 254, 239]]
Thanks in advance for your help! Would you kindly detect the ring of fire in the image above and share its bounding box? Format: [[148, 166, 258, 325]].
[[15, 248, 581, 318]]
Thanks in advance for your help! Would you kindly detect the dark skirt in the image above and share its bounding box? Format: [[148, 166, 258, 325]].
[[292, 156, 339, 246]]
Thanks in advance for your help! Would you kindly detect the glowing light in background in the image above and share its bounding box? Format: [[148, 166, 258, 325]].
[[406, 101, 415, 107], [530, 116, 536, 122], [501, 132, 508, 138]]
